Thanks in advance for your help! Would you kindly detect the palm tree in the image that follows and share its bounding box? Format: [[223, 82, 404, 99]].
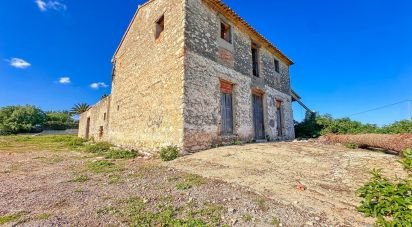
[[71, 103, 90, 115]]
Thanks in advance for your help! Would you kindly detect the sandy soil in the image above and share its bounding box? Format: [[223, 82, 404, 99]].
[[0, 139, 350, 227], [166, 141, 407, 226]]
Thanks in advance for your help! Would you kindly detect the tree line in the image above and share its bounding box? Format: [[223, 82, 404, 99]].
[[0, 104, 90, 135], [295, 112, 412, 138]]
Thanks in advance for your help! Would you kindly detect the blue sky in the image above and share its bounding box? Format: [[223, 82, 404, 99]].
[[0, 0, 411, 125]]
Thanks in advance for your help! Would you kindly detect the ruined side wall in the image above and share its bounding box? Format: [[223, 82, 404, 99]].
[[108, 0, 186, 151], [183, 0, 294, 151], [78, 96, 110, 141]]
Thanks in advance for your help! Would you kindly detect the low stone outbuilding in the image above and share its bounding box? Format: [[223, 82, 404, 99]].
[[79, 0, 298, 153]]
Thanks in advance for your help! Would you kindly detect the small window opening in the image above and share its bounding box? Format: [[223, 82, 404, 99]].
[[220, 21, 232, 43], [117, 105, 120, 111], [252, 44, 259, 77], [274, 59, 280, 73], [103, 112, 107, 120], [155, 15, 165, 40]]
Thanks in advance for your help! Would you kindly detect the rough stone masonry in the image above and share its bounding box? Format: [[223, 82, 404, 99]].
[[79, 0, 296, 153]]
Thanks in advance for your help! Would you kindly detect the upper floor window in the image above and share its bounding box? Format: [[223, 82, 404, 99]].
[[274, 59, 280, 73], [220, 21, 232, 44], [252, 44, 259, 77], [155, 15, 165, 40]]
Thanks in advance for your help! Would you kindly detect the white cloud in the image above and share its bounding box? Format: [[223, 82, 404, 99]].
[[59, 77, 71, 84], [35, 0, 67, 12], [7, 58, 31, 69], [90, 82, 109, 89]]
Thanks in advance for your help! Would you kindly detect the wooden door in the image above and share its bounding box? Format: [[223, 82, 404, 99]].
[[253, 94, 265, 139], [221, 93, 233, 135]]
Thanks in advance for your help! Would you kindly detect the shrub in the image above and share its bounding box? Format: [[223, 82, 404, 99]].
[[295, 111, 412, 138], [85, 142, 112, 153], [160, 146, 179, 161], [399, 148, 412, 171], [0, 105, 46, 135], [357, 169, 412, 226]]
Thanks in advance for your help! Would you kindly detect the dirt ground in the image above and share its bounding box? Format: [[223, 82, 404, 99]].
[[166, 141, 408, 226], [0, 136, 357, 227]]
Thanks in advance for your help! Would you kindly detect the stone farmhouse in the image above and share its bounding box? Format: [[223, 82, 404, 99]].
[[79, 0, 305, 152]]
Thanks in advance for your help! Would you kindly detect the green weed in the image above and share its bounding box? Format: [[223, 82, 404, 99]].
[[160, 146, 179, 161], [70, 174, 89, 183], [357, 168, 412, 226], [85, 142, 112, 153], [344, 143, 358, 149], [0, 213, 23, 225], [399, 148, 412, 171], [34, 213, 51, 220], [105, 149, 137, 160], [176, 174, 205, 190], [270, 217, 280, 226], [242, 213, 253, 222], [86, 160, 119, 173]]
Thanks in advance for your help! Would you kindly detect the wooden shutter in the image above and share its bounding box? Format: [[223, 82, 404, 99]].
[[221, 93, 233, 135]]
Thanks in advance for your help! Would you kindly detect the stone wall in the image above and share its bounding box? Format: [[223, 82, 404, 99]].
[[78, 96, 110, 141], [182, 0, 295, 151], [79, 0, 295, 153], [107, 0, 186, 151]]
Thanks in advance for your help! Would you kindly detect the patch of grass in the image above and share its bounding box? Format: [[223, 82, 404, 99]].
[[0, 135, 87, 152], [97, 206, 119, 216], [160, 145, 179, 161], [256, 198, 269, 212], [85, 142, 112, 153], [70, 174, 89, 183], [270, 217, 280, 226], [33, 213, 51, 220], [357, 168, 412, 226], [108, 174, 123, 184], [233, 139, 242, 146], [344, 142, 358, 149], [176, 174, 205, 190], [195, 203, 225, 226], [0, 213, 23, 225], [242, 213, 253, 222], [123, 197, 206, 226], [105, 149, 137, 160], [86, 160, 119, 173]]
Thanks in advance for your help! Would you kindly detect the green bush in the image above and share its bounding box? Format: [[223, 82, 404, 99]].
[[357, 169, 412, 226], [85, 142, 112, 153], [160, 146, 179, 161], [399, 148, 412, 171], [44, 111, 78, 130], [295, 111, 412, 138], [0, 105, 46, 135]]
